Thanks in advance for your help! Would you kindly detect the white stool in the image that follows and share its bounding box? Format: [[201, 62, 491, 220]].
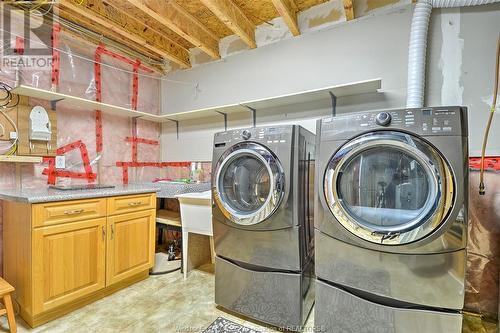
[[176, 190, 213, 280]]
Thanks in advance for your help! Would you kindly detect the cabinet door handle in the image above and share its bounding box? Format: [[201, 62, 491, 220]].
[[110, 225, 114, 240], [102, 226, 106, 241], [128, 201, 142, 206], [64, 209, 84, 215]]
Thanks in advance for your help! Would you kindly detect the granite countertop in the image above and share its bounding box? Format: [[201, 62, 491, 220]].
[[0, 182, 213, 203], [154, 181, 211, 199], [0, 183, 160, 203]]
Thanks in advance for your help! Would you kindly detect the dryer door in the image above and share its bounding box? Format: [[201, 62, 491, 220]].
[[324, 131, 454, 245], [214, 142, 285, 226]]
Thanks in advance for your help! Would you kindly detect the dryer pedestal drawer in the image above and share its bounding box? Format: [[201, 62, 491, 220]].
[[315, 280, 462, 333], [315, 230, 466, 310], [213, 220, 302, 271], [215, 256, 312, 330]]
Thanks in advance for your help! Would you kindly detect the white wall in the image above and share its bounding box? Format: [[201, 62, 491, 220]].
[[161, 3, 500, 161]]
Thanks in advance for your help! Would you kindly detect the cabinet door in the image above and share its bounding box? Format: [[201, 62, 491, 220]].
[[32, 218, 106, 314], [106, 210, 155, 285]]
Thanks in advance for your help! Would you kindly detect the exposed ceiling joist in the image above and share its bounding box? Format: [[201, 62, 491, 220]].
[[271, 0, 300, 36], [102, 0, 192, 51], [343, 0, 355, 21], [199, 0, 256, 49], [123, 0, 221, 59], [58, 0, 191, 68]]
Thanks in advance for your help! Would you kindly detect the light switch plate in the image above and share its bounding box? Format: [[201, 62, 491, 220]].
[[55, 155, 65, 169]]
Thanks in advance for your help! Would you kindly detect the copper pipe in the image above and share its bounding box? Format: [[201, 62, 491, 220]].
[[479, 32, 500, 195]]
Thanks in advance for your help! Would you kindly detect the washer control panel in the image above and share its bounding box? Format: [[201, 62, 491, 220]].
[[214, 126, 293, 147], [320, 106, 467, 139]]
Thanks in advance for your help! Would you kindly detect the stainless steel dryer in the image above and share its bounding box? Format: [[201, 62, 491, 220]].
[[314, 107, 468, 333], [212, 125, 315, 330]]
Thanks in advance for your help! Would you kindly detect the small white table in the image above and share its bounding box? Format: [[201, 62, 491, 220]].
[[176, 190, 213, 279]]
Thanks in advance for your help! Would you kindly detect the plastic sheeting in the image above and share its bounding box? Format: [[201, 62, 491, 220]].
[[466, 170, 500, 321], [0, 27, 162, 188], [0, 16, 163, 275]]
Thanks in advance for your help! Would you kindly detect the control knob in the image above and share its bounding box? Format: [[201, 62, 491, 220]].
[[242, 130, 252, 140], [375, 112, 391, 126]]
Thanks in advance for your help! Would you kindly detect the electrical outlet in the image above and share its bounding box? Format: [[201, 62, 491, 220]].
[[55, 155, 65, 169], [9, 132, 17, 140]]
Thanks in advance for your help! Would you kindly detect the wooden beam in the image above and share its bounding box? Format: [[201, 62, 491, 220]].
[[58, 0, 191, 68], [102, 0, 193, 50], [123, 0, 220, 59], [343, 0, 355, 21], [271, 0, 300, 36], [199, 0, 256, 49]]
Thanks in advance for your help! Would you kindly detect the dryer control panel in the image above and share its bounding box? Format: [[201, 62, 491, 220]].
[[320, 106, 467, 141], [214, 126, 294, 147]]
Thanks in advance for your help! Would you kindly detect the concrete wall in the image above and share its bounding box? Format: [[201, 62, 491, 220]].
[[161, 2, 500, 161]]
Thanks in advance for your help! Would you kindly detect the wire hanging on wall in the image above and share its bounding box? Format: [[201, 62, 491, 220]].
[[0, 81, 20, 156]]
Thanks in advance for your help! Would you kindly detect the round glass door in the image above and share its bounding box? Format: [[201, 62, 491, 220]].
[[325, 131, 454, 245], [214, 142, 285, 225]]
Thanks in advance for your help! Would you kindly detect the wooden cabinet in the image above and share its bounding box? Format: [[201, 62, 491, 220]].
[[107, 193, 155, 216], [106, 210, 155, 285], [2, 193, 156, 328], [32, 198, 107, 227], [32, 218, 106, 314]]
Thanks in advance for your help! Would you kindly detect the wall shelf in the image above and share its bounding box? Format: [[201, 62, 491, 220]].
[[11, 85, 164, 122], [163, 78, 382, 121], [0, 155, 43, 163], [12, 78, 381, 123]]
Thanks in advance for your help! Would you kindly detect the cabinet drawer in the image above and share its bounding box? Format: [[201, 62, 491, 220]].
[[107, 193, 156, 216], [33, 198, 107, 227]]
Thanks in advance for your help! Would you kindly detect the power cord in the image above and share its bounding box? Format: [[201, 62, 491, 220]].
[[0, 81, 20, 155]]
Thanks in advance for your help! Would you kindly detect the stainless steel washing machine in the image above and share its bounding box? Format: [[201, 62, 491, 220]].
[[212, 125, 315, 330], [314, 107, 468, 333]]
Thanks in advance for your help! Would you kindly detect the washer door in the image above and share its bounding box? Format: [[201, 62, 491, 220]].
[[324, 131, 454, 245], [214, 142, 285, 226]]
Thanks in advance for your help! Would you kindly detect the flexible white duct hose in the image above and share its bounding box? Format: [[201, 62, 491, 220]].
[[406, 0, 500, 108], [406, 0, 433, 108]]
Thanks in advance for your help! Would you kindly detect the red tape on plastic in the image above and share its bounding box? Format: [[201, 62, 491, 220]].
[[125, 137, 159, 145], [15, 36, 24, 55], [42, 141, 96, 184], [51, 23, 61, 87], [94, 44, 104, 153], [469, 156, 500, 171]]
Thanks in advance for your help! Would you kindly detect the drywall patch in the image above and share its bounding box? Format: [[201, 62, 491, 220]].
[[299, 0, 345, 33], [255, 17, 292, 48], [354, 0, 409, 18], [220, 34, 251, 58], [439, 9, 464, 105], [307, 8, 343, 28], [226, 38, 251, 56], [190, 48, 213, 67], [366, 0, 401, 12]]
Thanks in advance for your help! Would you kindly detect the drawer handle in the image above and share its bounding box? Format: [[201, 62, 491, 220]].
[[64, 209, 84, 215], [128, 201, 143, 207], [111, 225, 114, 240], [102, 226, 106, 241]]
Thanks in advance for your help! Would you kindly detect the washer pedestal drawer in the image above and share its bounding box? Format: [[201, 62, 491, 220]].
[[215, 256, 313, 331], [315, 279, 462, 333]]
